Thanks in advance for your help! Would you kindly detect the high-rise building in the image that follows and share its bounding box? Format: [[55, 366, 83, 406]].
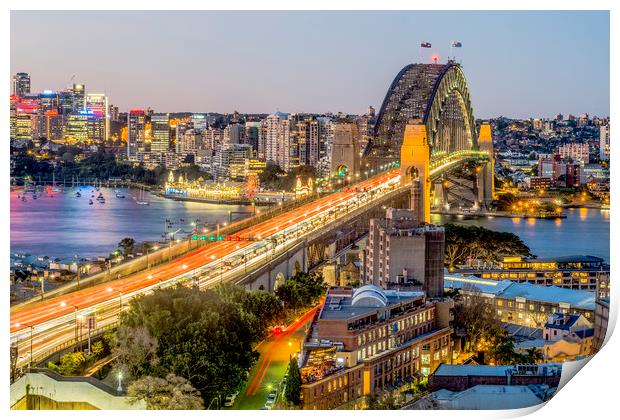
[[224, 123, 245, 145], [364, 208, 445, 297], [108, 105, 120, 122], [63, 113, 89, 143], [85, 94, 109, 141], [202, 127, 224, 151], [263, 112, 290, 169], [191, 113, 207, 132], [151, 113, 170, 153], [43, 110, 64, 141], [599, 125, 610, 160], [127, 110, 146, 161], [178, 129, 201, 154], [12, 73, 31, 97], [244, 121, 261, 153], [70, 84, 86, 113]]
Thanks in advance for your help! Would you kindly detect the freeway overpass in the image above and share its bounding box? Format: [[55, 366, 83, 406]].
[[10, 61, 494, 373]]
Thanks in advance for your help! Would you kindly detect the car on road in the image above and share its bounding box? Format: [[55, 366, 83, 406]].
[[272, 325, 286, 334], [265, 391, 277, 408], [223, 390, 239, 407]]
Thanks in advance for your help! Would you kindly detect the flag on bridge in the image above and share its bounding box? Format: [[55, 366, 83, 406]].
[[452, 41, 463, 48], [420, 42, 431, 48]]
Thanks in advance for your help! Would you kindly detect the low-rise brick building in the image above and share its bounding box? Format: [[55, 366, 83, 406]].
[[300, 286, 453, 409]]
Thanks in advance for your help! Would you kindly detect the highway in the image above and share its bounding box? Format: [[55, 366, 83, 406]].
[[233, 304, 320, 410], [10, 169, 402, 369]]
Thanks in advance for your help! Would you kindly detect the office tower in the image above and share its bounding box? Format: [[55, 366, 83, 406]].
[[39, 90, 60, 113], [108, 105, 120, 122], [71, 84, 86, 112], [12, 73, 31, 97], [244, 121, 261, 153], [600, 125, 610, 160], [366, 105, 376, 118], [63, 113, 89, 143], [191, 113, 207, 132], [364, 207, 445, 298], [127, 110, 146, 161], [43, 110, 64, 141], [85, 94, 109, 141], [151, 113, 170, 153]]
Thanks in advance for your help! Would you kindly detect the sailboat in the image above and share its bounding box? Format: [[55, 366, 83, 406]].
[[136, 186, 149, 205], [51, 171, 62, 193]]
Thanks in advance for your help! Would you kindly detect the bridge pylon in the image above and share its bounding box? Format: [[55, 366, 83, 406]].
[[476, 122, 495, 208], [400, 119, 430, 224]]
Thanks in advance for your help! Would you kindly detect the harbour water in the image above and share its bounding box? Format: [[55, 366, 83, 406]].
[[432, 208, 610, 263], [10, 187, 252, 259], [10, 187, 610, 263]]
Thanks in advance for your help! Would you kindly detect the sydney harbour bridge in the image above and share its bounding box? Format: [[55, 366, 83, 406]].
[[10, 60, 494, 373]]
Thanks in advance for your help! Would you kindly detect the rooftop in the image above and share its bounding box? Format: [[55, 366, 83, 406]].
[[422, 385, 547, 410], [319, 286, 425, 321], [432, 363, 562, 378], [444, 274, 595, 310]]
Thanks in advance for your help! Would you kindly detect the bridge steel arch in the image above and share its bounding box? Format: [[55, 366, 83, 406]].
[[365, 62, 479, 161]]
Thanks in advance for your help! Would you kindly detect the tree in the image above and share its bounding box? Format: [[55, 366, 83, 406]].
[[118, 237, 136, 256], [259, 163, 285, 187], [127, 373, 204, 410], [47, 351, 88, 376], [451, 290, 501, 353], [275, 271, 326, 311], [284, 357, 302, 405], [443, 224, 533, 268], [111, 325, 159, 380], [120, 286, 259, 402]]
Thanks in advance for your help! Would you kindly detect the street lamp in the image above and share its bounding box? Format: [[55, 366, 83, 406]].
[[14, 322, 34, 368], [117, 371, 123, 393]]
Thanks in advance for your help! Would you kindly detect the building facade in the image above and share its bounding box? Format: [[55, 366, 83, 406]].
[[364, 208, 445, 297], [457, 255, 609, 295], [300, 286, 453, 409], [151, 113, 170, 153], [127, 110, 146, 161]]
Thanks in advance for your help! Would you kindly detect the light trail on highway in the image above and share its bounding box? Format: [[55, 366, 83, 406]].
[[10, 169, 403, 369]]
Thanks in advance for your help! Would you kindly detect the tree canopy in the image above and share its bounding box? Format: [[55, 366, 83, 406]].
[[127, 374, 204, 410], [275, 271, 326, 311], [115, 285, 269, 403], [444, 223, 533, 269]]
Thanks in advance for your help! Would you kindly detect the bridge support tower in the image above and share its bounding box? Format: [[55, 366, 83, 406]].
[[476, 122, 495, 208], [329, 122, 360, 179], [400, 120, 430, 224]]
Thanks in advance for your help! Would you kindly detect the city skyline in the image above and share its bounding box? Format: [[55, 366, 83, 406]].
[[11, 10, 610, 118]]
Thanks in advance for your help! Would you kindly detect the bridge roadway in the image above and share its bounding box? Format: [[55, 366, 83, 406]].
[[10, 169, 404, 369]]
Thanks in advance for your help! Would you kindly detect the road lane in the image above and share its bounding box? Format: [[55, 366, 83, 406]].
[[11, 170, 401, 366], [234, 303, 321, 410]]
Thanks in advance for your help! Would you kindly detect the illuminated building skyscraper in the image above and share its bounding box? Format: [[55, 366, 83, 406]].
[[151, 113, 170, 153], [71, 83, 86, 112], [127, 110, 146, 161], [12, 72, 30, 97], [85, 93, 109, 141], [191, 113, 207, 132]]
